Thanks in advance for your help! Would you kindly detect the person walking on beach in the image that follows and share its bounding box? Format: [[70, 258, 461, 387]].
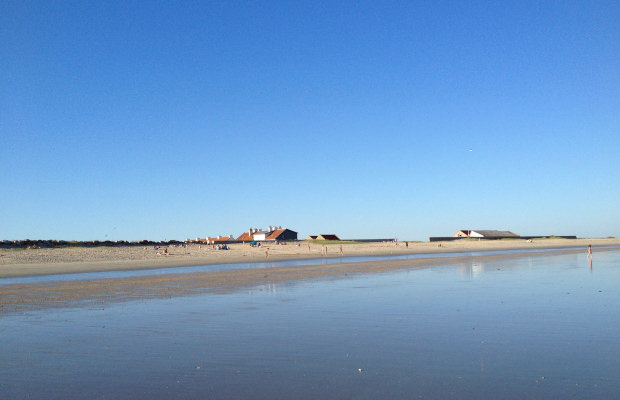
[[587, 245, 593, 258], [265, 248, 269, 259]]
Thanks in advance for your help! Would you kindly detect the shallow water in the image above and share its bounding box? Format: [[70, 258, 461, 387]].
[[2, 250, 619, 399]]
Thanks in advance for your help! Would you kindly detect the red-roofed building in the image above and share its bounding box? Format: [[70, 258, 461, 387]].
[[237, 226, 298, 242]]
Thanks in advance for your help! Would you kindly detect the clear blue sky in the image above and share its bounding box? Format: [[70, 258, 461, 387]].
[[2, 1, 619, 241]]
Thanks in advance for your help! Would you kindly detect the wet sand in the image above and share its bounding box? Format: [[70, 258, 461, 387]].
[[2, 239, 618, 314], [4, 245, 619, 399]]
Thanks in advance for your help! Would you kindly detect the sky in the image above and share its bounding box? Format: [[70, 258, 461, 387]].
[[1, 1, 619, 241]]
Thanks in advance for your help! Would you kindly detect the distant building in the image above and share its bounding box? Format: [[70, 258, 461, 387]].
[[307, 234, 340, 241], [191, 235, 236, 244], [237, 226, 297, 242], [453, 230, 519, 238]]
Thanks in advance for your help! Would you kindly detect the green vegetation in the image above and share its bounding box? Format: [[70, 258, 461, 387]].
[[532, 236, 565, 240], [304, 240, 363, 245]]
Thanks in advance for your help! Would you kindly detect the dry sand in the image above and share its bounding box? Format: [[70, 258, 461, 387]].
[[1, 238, 618, 314]]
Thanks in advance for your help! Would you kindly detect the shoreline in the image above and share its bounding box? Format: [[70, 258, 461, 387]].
[[1, 238, 618, 279]]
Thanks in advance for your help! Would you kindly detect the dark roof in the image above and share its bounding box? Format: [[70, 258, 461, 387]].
[[473, 230, 519, 237], [266, 229, 286, 240], [316, 234, 340, 241]]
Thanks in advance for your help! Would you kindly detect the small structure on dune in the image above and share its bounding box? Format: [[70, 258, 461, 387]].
[[307, 234, 341, 241]]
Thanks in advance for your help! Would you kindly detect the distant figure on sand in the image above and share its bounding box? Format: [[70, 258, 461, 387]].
[[587, 245, 593, 258], [339, 245, 343, 255], [265, 248, 269, 259]]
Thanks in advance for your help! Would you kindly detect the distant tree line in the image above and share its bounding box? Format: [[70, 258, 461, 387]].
[[1, 239, 185, 249]]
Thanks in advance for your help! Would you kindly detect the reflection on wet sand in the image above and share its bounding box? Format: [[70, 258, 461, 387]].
[[456, 255, 541, 279], [0, 248, 605, 314]]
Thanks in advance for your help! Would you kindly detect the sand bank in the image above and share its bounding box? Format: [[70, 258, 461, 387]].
[[1, 238, 618, 278]]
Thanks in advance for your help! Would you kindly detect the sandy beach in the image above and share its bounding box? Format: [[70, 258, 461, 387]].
[[1, 238, 618, 278]]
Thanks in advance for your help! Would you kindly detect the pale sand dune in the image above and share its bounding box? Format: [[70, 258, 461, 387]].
[[1, 238, 618, 278]]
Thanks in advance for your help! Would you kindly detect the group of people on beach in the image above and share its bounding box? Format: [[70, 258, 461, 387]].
[[152, 242, 597, 266]]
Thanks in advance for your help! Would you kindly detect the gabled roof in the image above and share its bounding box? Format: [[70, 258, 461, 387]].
[[267, 228, 298, 240], [266, 228, 286, 240], [237, 232, 252, 241]]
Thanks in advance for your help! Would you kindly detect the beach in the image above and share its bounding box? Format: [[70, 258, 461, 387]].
[[3, 245, 620, 399], [1, 238, 618, 278], [2, 238, 619, 315]]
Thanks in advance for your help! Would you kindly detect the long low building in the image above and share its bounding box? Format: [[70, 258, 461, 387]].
[[430, 230, 576, 242], [453, 230, 519, 238]]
